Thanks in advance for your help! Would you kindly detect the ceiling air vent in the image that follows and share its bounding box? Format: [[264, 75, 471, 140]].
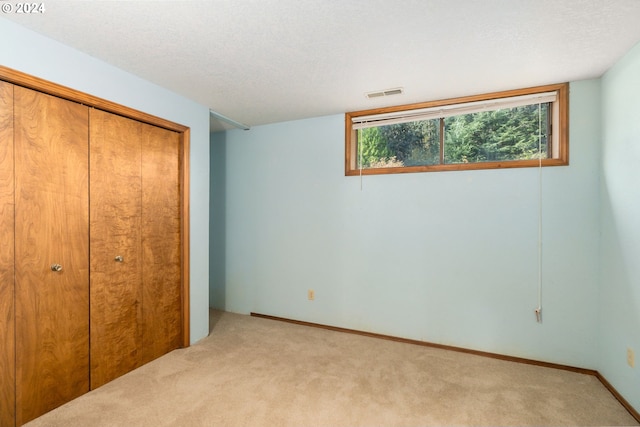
[[366, 87, 404, 99]]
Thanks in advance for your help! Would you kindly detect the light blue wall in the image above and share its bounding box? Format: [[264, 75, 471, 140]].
[[219, 80, 602, 368], [600, 40, 640, 410], [0, 17, 210, 344], [210, 131, 226, 309]]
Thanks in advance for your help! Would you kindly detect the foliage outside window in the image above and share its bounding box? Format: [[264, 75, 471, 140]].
[[345, 83, 568, 175]]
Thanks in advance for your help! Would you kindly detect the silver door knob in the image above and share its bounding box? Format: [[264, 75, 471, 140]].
[[50, 264, 63, 272], [114, 256, 124, 262]]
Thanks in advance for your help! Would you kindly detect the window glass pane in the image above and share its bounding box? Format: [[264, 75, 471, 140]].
[[443, 103, 550, 164], [356, 119, 440, 169]]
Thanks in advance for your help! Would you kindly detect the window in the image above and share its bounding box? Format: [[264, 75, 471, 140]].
[[345, 83, 568, 175]]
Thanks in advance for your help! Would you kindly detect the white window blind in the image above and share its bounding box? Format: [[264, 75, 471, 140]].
[[352, 91, 557, 130]]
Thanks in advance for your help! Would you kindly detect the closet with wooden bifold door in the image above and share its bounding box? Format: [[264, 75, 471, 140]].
[[0, 67, 189, 427], [89, 109, 182, 389]]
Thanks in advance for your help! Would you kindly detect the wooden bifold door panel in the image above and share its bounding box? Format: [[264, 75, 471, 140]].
[[89, 110, 182, 388], [14, 86, 91, 426], [0, 81, 16, 427], [89, 109, 145, 388], [0, 66, 188, 427], [140, 123, 182, 364]]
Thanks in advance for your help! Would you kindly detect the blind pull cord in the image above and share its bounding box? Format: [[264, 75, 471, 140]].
[[535, 102, 543, 323]]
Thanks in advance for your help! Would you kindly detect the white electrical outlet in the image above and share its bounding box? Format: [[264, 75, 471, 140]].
[[627, 348, 635, 368], [308, 289, 315, 301]]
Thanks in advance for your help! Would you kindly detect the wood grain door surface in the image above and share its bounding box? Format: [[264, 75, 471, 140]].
[[13, 87, 90, 426], [141, 124, 182, 364], [0, 81, 16, 427], [90, 110, 182, 389], [89, 109, 144, 389], [89, 110, 181, 387]]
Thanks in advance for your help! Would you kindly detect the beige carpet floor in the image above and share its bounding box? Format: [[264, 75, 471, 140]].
[[24, 310, 638, 427]]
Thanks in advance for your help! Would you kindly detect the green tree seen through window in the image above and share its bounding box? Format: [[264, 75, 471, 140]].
[[356, 104, 549, 169]]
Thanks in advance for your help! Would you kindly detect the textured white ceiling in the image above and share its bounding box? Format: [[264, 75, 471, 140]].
[[5, 0, 640, 131]]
